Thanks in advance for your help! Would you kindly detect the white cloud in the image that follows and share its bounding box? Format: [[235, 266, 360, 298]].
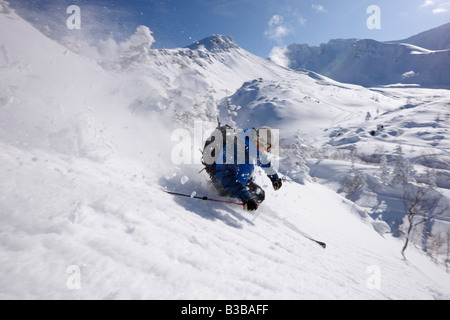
[[268, 46, 290, 68], [312, 4, 325, 13], [433, 6, 448, 13], [419, 0, 450, 13], [273, 25, 290, 38], [264, 25, 291, 43], [420, 0, 435, 8], [264, 12, 307, 43], [268, 14, 284, 27], [264, 15, 292, 43], [298, 16, 307, 26]]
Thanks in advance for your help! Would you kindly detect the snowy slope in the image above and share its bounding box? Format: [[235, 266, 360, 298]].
[[273, 26, 450, 88], [226, 79, 450, 253], [3, 141, 450, 300], [221, 75, 404, 141], [1, 2, 450, 300]]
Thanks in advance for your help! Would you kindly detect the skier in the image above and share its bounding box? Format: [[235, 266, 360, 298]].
[[202, 126, 283, 212]]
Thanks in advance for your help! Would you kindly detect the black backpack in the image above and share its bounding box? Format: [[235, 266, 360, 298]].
[[201, 124, 235, 178]]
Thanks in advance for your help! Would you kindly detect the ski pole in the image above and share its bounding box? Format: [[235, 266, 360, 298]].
[[164, 190, 244, 207]]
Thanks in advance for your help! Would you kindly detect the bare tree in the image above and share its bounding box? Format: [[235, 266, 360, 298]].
[[401, 184, 447, 254]]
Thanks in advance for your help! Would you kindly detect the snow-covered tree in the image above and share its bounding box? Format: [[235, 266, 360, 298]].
[[391, 144, 415, 186], [285, 131, 310, 184], [341, 146, 365, 201], [379, 152, 391, 185]]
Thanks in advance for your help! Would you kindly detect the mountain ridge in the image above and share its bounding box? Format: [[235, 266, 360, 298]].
[[270, 22, 450, 88], [184, 34, 241, 52], [390, 22, 450, 50]]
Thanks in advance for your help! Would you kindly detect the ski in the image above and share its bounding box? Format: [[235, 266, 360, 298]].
[[300, 232, 326, 249], [163, 190, 244, 207], [308, 238, 327, 249], [284, 219, 326, 249]]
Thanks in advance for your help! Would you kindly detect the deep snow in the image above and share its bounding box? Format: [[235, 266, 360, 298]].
[[1, 1, 450, 300]]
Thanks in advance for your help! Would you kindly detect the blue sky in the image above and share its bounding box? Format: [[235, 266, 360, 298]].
[[10, 0, 450, 57]]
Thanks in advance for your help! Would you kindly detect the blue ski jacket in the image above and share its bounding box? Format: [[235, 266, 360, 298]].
[[215, 128, 279, 202]]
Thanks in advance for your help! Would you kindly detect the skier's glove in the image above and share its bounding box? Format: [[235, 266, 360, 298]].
[[243, 198, 258, 212], [272, 178, 283, 191]]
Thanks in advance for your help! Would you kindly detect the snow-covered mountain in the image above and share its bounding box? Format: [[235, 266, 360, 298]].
[[273, 24, 450, 88], [392, 22, 450, 51], [1, 1, 450, 300], [184, 34, 241, 52]]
